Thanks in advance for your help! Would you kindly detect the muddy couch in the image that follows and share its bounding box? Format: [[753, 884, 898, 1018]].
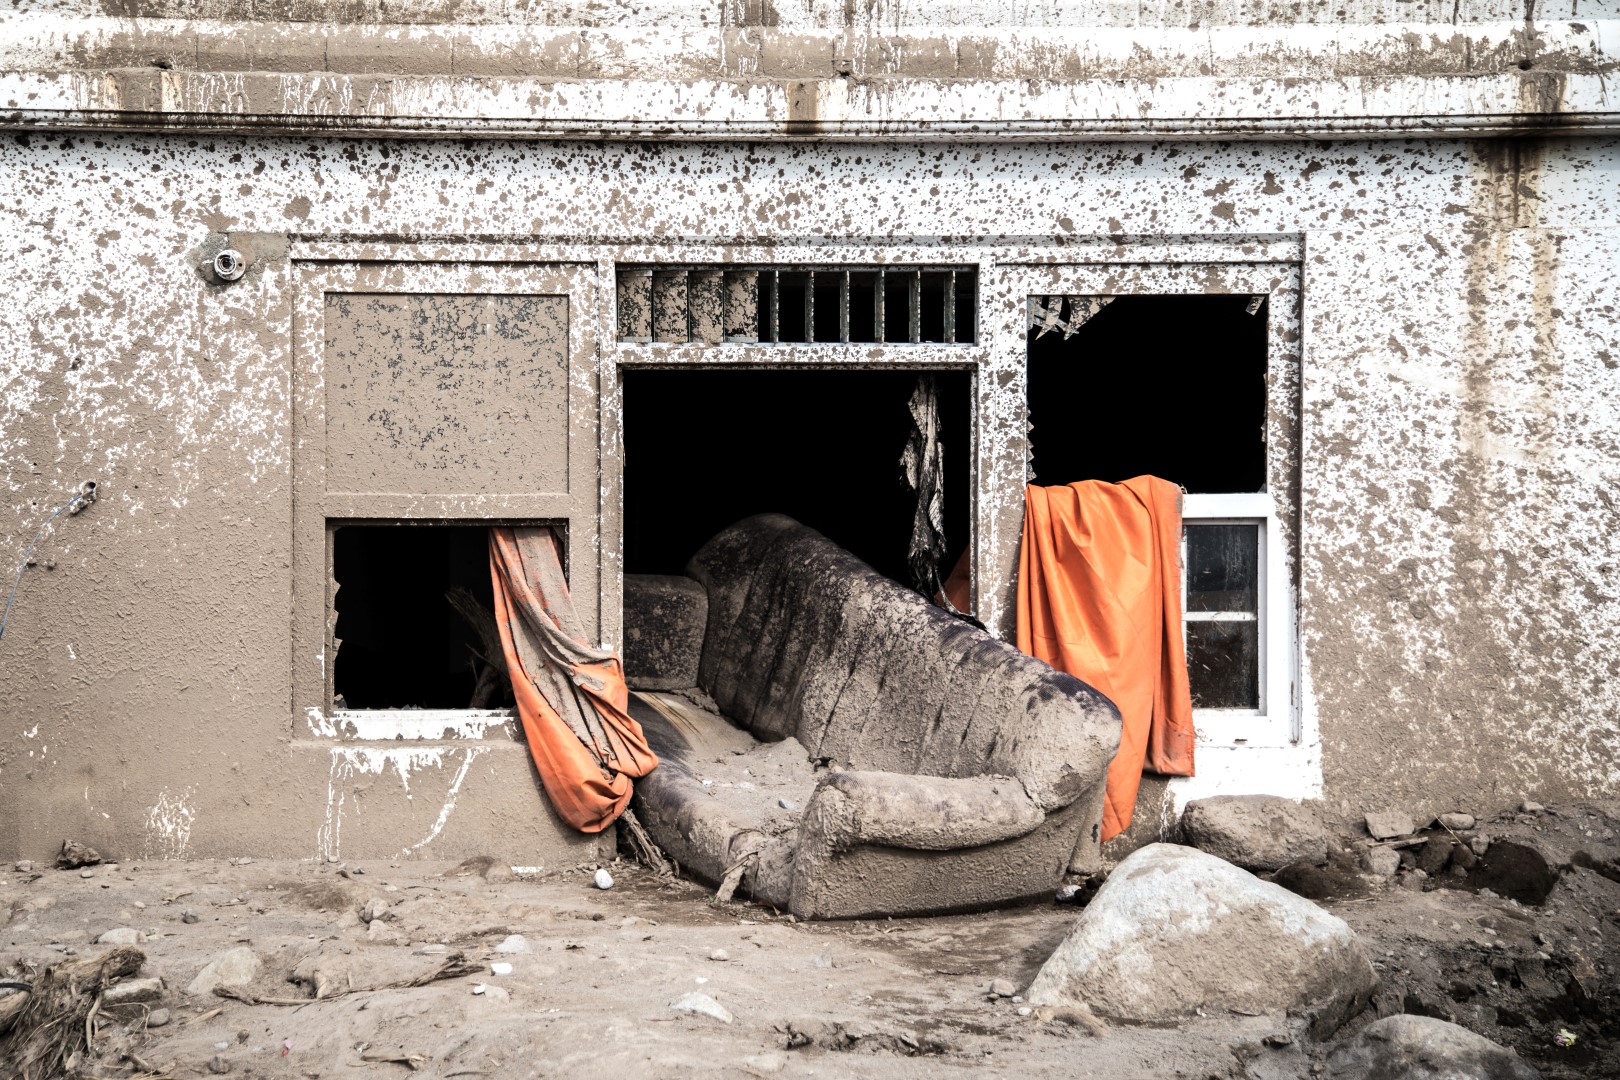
[[624, 514, 1121, 919]]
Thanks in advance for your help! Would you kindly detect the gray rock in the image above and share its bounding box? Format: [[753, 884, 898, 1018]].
[[145, 1008, 171, 1028], [493, 934, 530, 954], [989, 978, 1017, 997], [1364, 846, 1401, 877], [670, 991, 734, 1023], [14, 861, 32, 872], [1522, 800, 1545, 813], [593, 868, 614, 890], [1438, 813, 1476, 831], [708, 948, 730, 962], [102, 977, 164, 1005], [1366, 811, 1415, 840], [181, 909, 200, 924], [1471, 835, 1491, 857], [207, 1055, 231, 1075], [1327, 1014, 1542, 1079], [1026, 844, 1374, 1037], [777, 798, 800, 812], [186, 946, 262, 997], [1180, 795, 1328, 872], [97, 927, 143, 945]]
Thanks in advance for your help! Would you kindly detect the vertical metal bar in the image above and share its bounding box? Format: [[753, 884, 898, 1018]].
[[876, 268, 885, 344], [840, 269, 850, 343], [770, 269, 780, 344], [944, 269, 956, 343], [909, 268, 921, 343], [806, 270, 815, 344]]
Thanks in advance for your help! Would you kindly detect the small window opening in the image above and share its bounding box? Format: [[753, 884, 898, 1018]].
[[331, 523, 519, 711], [622, 369, 971, 587], [1027, 294, 1271, 713]]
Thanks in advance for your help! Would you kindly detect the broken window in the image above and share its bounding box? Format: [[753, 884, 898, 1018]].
[[616, 266, 977, 344], [330, 523, 522, 711], [621, 369, 971, 587], [1026, 294, 1287, 726]]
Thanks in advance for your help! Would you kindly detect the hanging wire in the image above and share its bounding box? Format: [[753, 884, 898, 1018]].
[[0, 483, 98, 647]]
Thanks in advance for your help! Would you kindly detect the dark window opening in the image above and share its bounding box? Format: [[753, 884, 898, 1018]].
[[623, 369, 972, 586], [332, 523, 516, 710], [1026, 294, 1266, 492]]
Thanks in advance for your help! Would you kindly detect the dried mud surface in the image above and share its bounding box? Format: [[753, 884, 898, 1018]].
[[2, 805, 1616, 1079]]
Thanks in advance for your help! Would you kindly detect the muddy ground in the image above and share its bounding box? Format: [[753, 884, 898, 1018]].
[[3, 802, 1617, 1080]]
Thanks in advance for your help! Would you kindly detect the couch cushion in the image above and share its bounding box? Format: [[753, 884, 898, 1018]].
[[685, 514, 1120, 811], [623, 574, 708, 690]]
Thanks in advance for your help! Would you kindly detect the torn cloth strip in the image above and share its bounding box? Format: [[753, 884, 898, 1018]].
[[1017, 478, 1195, 842], [490, 526, 658, 833], [901, 373, 959, 611]]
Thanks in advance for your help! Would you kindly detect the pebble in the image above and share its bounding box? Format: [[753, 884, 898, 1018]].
[[812, 954, 833, 968], [1055, 884, 1082, 903], [494, 934, 531, 954], [97, 927, 143, 945], [1522, 800, 1545, 813], [708, 948, 730, 962], [593, 868, 614, 890], [1437, 813, 1476, 831], [1364, 847, 1401, 877], [1470, 835, 1491, 857], [669, 991, 734, 1023], [207, 1055, 231, 1074], [146, 1008, 171, 1028], [79, 870, 95, 879], [489, 962, 514, 976], [777, 798, 800, 811], [1365, 811, 1414, 840], [472, 983, 511, 1001], [1017, 1006, 1032, 1017], [181, 910, 200, 924], [14, 861, 32, 872], [989, 978, 1017, 997]]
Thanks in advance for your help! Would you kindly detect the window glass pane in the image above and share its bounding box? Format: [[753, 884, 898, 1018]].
[[1187, 621, 1259, 709], [1186, 523, 1258, 613]]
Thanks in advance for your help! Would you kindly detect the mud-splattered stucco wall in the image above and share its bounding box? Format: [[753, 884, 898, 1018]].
[[1, 1, 1617, 862]]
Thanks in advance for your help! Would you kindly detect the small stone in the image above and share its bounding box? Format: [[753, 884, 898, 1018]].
[[1402, 869, 1429, 890], [481, 862, 514, 884], [472, 983, 510, 1001], [1181, 795, 1329, 872], [494, 934, 530, 954], [777, 798, 800, 811], [366, 920, 405, 945], [489, 962, 514, 976], [361, 898, 389, 923], [1437, 813, 1476, 831], [741, 1052, 787, 1075], [181, 909, 200, 924], [186, 946, 262, 997], [1055, 884, 1083, 903], [811, 954, 833, 968], [207, 1055, 231, 1074], [102, 977, 164, 1005], [1017, 1006, 1032, 1017], [593, 868, 614, 890], [670, 991, 733, 1023], [79, 870, 95, 879], [989, 978, 1017, 998], [1522, 800, 1544, 813], [56, 840, 103, 869], [1471, 835, 1491, 857], [1364, 847, 1401, 877], [14, 861, 32, 872], [708, 948, 730, 962], [1364, 812, 1414, 841], [146, 1008, 171, 1028], [133, 901, 146, 909], [97, 927, 143, 945]]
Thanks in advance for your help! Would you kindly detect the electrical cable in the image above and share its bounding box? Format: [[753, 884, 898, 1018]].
[[0, 484, 96, 647]]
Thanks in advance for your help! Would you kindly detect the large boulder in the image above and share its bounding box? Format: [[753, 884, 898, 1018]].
[[1327, 1015, 1542, 1079], [1180, 794, 1328, 871], [1026, 843, 1375, 1036]]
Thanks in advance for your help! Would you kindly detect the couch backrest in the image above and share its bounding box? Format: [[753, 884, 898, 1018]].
[[684, 515, 1121, 811]]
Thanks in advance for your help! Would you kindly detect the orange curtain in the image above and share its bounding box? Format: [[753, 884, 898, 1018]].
[[489, 526, 658, 833], [1017, 478, 1195, 841]]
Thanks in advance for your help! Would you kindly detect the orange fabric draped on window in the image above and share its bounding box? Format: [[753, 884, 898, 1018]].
[[1017, 478, 1196, 840], [489, 526, 658, 833]]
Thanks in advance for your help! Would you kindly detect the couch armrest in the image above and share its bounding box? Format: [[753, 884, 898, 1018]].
[[798, 770, 1045, 854]]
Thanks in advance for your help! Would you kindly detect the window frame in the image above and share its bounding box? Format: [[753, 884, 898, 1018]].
[[1181, 492, 1296, 748]]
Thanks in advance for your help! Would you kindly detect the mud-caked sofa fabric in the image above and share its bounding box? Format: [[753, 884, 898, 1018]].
[[633, 514, 1122, 919]]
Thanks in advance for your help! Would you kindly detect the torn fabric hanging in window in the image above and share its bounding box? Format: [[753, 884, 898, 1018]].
[[1028, 295, 1114, 339], [900, 373, 962, 614]]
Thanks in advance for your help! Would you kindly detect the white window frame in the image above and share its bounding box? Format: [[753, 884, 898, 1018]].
[[1181, 492, 1295, 748]]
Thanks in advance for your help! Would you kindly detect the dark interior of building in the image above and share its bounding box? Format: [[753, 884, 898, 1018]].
[[622, 369, 972, 587], [1026, 294, 1267, 492], [332, 523, 505, 710]]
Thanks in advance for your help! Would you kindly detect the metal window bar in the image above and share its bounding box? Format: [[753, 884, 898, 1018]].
[[616, 265, 977, 345]]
